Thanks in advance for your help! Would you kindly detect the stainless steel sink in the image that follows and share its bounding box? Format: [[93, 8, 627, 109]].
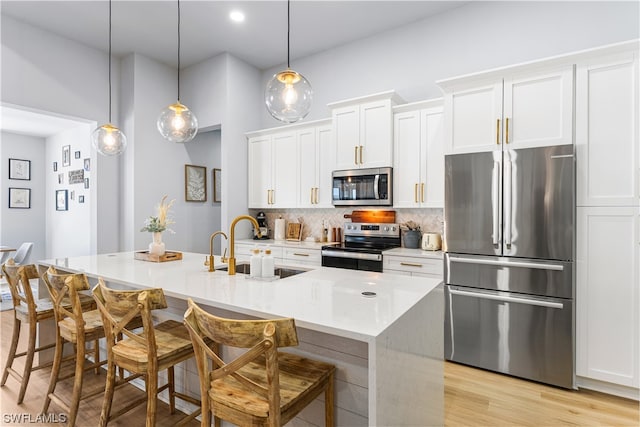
[[217, 263, 309, 278]]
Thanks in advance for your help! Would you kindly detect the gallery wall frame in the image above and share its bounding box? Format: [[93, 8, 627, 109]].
[[74, 151, 81, 159], [213, 168, 222, 202], [56, 189, 68, 211], [9, 187, 31, 209], [62, 145, 71, 167], [185, 164, 207, 202], [9, 158, 31, 180]]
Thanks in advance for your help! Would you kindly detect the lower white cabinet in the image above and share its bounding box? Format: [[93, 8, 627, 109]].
[[282, 247, 322, 267], [235, 242, 321, 267], [383, 253, 443, 279], [576, 206, 640, 392]]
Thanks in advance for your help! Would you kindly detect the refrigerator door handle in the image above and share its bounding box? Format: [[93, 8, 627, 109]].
[[448, 255, 565, 271], [449, 288, 564, 309], [504, 151, 512, 247], [491, 154, 501, 246]]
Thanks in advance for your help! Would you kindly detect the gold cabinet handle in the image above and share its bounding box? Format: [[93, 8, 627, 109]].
[[421, 182, 425, 202], [271, 190, 275, 205], [354, 146, 358, 165], [414, 183, 418, 203], [267, 190, 271, 204], [293, 253, 310, 257], [400, 262, 423, 268], [359, 145, 363, 164], [496, 119, 501, 145], [310, 188, 314, 204], [315, 187, 319, 204], [505, 117, 510, 144]]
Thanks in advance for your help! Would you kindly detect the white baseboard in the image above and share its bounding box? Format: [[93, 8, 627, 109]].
[[577, 376, 640, 401]]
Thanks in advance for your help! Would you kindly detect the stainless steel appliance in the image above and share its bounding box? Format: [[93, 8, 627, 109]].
[[444, 144, 575, 389], [321, 222, 400, 272], [331, 167, 392, 206]]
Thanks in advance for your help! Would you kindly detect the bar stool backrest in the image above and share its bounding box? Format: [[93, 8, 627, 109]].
[[42, 267, 91, 326], [2, 262, 39, 311]]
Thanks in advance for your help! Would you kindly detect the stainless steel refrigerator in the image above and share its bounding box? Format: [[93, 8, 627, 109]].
[[444, 144, 575, 389]]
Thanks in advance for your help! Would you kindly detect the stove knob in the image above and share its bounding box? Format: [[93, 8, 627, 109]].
[[391, 226, 397, 232], [383, 226, 389, 231]]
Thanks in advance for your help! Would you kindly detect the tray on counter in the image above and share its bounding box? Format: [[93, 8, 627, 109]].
[[134, 251, 183, 263]]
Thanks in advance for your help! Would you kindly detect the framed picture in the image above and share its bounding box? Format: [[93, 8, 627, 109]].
[[74, 151, 81, 159], [58, 173, 64, 184], [62, 145, 71, 167], [70, 190, 75, 201], [53, 161, 58, 172], [213, 168, 222, 202], [185, 164, 207, 202], [9, 187, 31, 209], [79, 195, 85, 203], [84, 158, 90, 171], [9, 158, 31, 180], [84, 178, 89, 189], [68, 169, 84, 184], [56, 189, 68, 211]]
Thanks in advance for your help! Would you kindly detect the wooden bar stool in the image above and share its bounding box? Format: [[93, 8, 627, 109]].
[[41, 268, 109, 426], [93, 279, 201, 427], [183, 298, 336, 427], [1, 262, 59, 404]]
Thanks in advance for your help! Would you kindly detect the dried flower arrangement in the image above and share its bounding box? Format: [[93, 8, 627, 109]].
[[400, 221, 422, 232], [140, 195, 176, 233]]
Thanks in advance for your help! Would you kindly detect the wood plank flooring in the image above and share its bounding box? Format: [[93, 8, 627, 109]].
[[1, 309, 638, 426]]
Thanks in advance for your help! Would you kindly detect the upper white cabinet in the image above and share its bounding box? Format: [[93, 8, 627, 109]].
[[248, 131, 297, 208], [393, 99, 445, 208], [439, 66, 574, 154], [576, 51, 639, 207], [297, 121, 333, 208], [329, 91, 404, 170], [247, 119, 333, 209]]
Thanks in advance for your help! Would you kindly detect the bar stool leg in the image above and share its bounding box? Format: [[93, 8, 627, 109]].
[[17, 321, 37, 404], [1, 317, 20, 386], [168, 366, 176, 414], [145, 371, 158, 427], [100, 358, 117, 427], [94, 339, 100, 375], [66, 335, 87, 427], [42, 334, 64, 413]]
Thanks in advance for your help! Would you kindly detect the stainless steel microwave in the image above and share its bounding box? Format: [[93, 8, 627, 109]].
[[331, 167, 392, 206]]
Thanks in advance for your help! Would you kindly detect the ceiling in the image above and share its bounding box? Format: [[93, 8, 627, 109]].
[[1, 1, 468, 70]]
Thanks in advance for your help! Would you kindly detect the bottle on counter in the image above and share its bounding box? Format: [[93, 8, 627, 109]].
[[261, 248, 275, 278], [250, 248, 262, 278]]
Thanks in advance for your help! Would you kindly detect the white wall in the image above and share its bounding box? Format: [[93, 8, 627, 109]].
[[0, 132, 46, 263], [46, 125, 93, 258], [260, 1, 640, 127]]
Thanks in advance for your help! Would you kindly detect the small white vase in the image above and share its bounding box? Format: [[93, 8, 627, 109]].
[[148, 232, 166, 256]]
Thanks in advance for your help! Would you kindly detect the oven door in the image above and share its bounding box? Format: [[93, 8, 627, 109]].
[[321, 249, 383, 272]]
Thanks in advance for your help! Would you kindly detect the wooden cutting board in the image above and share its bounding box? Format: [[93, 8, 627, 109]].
[[344, 210, 396, 223]]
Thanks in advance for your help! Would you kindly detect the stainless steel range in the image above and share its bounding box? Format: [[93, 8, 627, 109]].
[[321, 223, 400, 272]]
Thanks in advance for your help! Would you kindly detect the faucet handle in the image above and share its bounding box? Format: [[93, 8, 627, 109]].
[[221, 248, 228, 263]]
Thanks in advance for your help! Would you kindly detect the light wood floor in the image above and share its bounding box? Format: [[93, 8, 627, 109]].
[[1, 309, 638, 426]]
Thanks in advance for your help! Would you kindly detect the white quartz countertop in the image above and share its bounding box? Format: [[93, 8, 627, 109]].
[[236, 238, 338, 249], [383, 247, 444, 259], [38, 252, 441, 342]]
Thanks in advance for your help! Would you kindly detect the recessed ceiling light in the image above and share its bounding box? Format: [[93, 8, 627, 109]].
[[229, 10, 245, 23]]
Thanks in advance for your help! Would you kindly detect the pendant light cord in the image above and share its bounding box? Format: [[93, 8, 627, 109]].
[[287, 0, 290, 68], [108, 0, 112, 123], [177, 0, 181, 101]]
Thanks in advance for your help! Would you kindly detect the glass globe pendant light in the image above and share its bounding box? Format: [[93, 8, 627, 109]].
[[91, 0, 127, 156], [265, 0, 312, 123], [157, 0, 198, 143]]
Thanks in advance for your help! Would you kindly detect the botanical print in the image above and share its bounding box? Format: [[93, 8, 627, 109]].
[[62, 145, 71, 167], [9, 188, 30, 209], [9, 158, 31, 180], [185, 165, 206, 202]]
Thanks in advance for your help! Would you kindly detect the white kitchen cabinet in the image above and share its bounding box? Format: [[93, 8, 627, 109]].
[[329, 91, 404, 170], [383, 253, 443, 279], [576, 51, 639, 207], [439, 66, 574, 154], [393, 99, 444, 208], [282, 246, 322, 267], [576, 206, 640, 393], [248, 131, 296, 208], [248, 120, 332, 209], [297, 121, 333, 208]]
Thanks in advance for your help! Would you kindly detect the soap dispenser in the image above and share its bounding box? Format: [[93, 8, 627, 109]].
[[250, 248, 262, 278], [261, 248, 275, 278]]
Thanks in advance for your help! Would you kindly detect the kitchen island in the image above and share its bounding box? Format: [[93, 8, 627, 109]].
[[38, 252, 443, 426]]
